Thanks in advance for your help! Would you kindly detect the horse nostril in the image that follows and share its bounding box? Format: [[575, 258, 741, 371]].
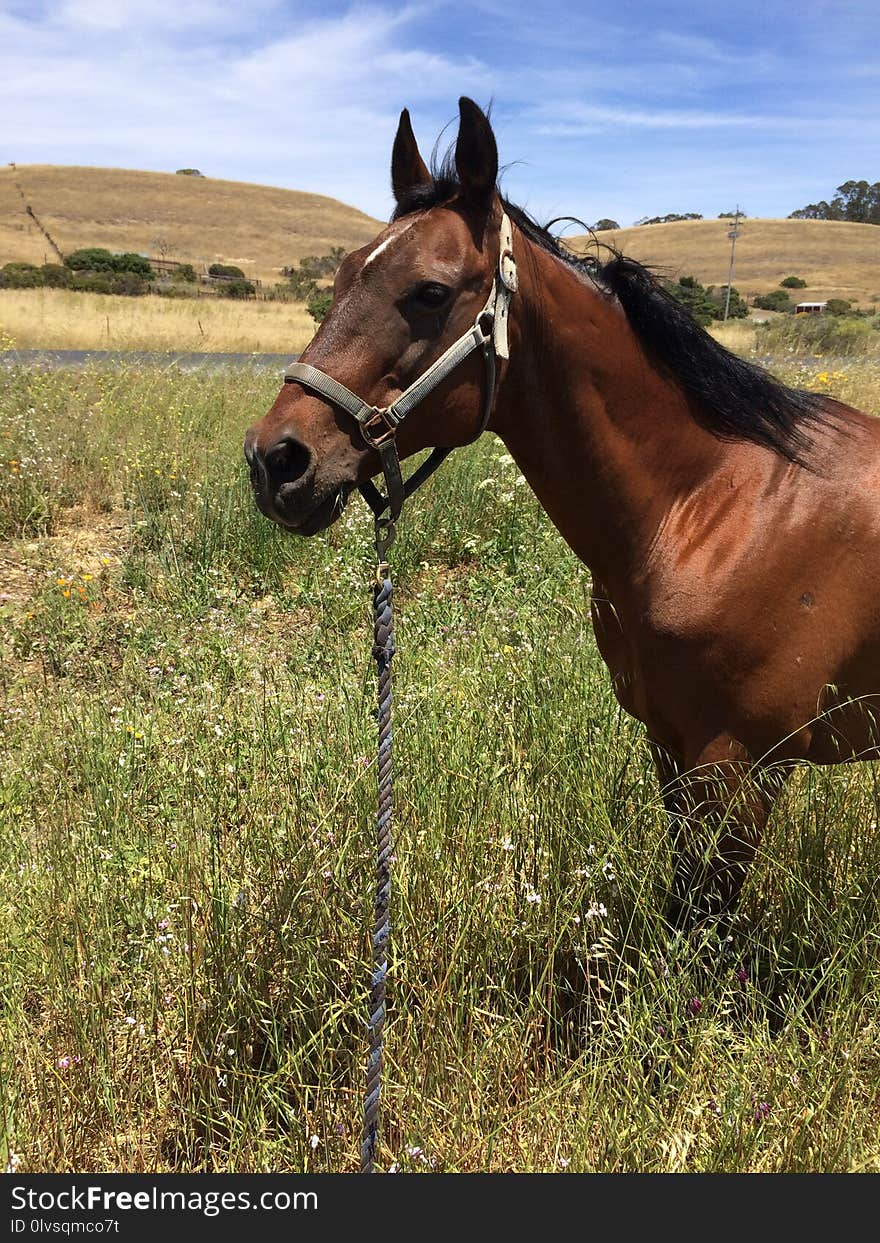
[[265, 435, 312, 488]]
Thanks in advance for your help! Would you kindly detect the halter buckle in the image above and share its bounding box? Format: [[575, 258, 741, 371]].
[[360, 408, 399, 449]]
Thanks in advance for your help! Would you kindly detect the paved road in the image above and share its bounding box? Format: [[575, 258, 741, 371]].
[[0, 349, 300, 371]]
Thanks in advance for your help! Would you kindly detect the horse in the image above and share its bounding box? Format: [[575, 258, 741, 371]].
[[245, 97, 880, 926]]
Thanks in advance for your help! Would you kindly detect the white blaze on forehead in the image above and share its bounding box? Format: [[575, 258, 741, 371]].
[[362, 216, 420, 269]]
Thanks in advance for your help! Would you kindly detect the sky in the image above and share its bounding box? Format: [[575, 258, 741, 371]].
[[2, 1, 878, 228]]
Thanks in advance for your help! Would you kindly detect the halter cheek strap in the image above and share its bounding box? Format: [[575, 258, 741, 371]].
[[282, 213, 518, 553]]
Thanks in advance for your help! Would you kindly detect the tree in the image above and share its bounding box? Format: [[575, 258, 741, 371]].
[[826, 298, 852, 316], [307, 289, 333, 323], [592, 218, 620, 231], [718, 210, 748, 219], [219, 278, 255, 299], [708, 284, 749, 319], [780, 275, 807, 288], [635, 212, 703, 226], [789, 180, 880, 225], [753, 290, 792, 312], [208, 263, 245, 279], [666, 275, 717, 327]]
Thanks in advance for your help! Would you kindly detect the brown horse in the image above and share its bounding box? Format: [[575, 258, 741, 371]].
[[245, 98, 880, 925]]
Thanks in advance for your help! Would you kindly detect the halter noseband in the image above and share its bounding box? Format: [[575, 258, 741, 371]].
[[282, 213, 518, 552]]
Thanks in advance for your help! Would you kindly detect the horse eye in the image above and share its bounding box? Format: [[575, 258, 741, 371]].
[[410, 282, 450, 310]]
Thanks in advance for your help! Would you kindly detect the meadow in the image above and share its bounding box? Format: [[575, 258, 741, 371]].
[[2, 354, 880, 1173], [0, 288, 316, 354]]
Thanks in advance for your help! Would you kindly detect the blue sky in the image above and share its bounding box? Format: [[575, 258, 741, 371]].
[[2, 1, 878, 227]]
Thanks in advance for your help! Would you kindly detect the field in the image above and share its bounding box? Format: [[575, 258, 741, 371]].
[[0, 288, 317, 355], [568, 217, 880, 309], [2, 355, 880, 1173], [0, 165, 382, 285]]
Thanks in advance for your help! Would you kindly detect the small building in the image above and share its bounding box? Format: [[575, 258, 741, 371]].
[[795, 301, 827, 315]]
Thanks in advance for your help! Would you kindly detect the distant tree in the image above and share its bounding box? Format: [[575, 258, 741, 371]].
[[65, 247, 118, 272], [0, 261, 43, 288], [666, 275, 717, 327], [208, 262, 246, 279], [307, 288, 333, 323], [592, 218, 620, 231], [635, 212, 703, 226], [65, 248, 153, 277], [826, 298, 853, 316], [780, 275, 807, 288], [706, 284, 749, 319], [40, 263, 73, 288], [283, 248, 346, 302], [718, 210, 748, 218], [789, 180, 880, 224], [176, 168, 204, 177], [219, 278, 255, 299], [753, 289, 792, 312]]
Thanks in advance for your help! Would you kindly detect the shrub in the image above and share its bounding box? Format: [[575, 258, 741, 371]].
[[753, 289, 792, 312], [757, 314, 873, 355], [208, 263, 245, 279], [707, 284, 749, 319], [112, 253, 154, 277], [65, 247, 117, 271], [175, 168, 204, 177], [65, 248, 153, 277], [218, 278, 255, 299], [69, 271, 147, 296], [307, 289, 333, 323], [780, 275, 807, 288], [175, 263, 197, 283], [826, 298, 852, 317], [592, 219, 620, 231], [666, 275, 717, 328], [0, 262, 43, 288], [40, 263, 73, 288]]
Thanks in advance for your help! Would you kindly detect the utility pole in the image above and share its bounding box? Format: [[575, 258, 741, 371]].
[[723, 206, 742, 321]]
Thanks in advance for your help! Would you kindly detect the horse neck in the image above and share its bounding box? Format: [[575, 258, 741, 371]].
[[492, 240, 724, 592]]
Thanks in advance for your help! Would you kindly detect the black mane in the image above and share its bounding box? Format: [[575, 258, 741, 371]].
[[393, 164, 831, 465]]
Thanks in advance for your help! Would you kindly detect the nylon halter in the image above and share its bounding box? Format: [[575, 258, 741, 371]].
[[283, 212, 518, 555]]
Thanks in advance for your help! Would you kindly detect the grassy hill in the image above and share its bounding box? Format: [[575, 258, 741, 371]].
[[0, 164, 383, 285], [566, 217, 880, 309]]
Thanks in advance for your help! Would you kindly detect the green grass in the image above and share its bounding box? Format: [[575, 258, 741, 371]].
[[1, 362, 880, 1172]]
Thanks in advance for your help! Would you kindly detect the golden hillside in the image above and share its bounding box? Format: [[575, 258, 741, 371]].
[[0, 164, 383, 285], [567, 217, 880, 308]]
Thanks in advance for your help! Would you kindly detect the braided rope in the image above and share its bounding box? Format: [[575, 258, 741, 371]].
[[360, 559, 395, 1173]]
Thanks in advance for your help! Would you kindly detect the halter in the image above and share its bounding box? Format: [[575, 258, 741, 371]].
[[283, 212, 518, 556]]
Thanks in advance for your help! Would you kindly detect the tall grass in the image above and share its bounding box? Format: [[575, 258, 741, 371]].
[[0, 288, 316, 354], [1, 361, 880, 1172]]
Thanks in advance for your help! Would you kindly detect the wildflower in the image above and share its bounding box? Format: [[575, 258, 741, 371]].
[[309, 1135, 320, 1150], [689, 997, 702, 1015], [754, 1101, 771, 1122], [405, 1145, 423, 1158], [736, 966, 748, 984], [525, 888, 541, 904], [558, 1156, 570, 1168], [56, 1056, 71, 1070]]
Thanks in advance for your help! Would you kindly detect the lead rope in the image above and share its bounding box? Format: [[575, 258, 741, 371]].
[[360, 516, 396, 1173]]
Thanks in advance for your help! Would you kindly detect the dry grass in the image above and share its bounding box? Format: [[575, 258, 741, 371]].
[[0, 287, 316, 353], [0, 164, 382, 285], [568, 218, 880, 308]]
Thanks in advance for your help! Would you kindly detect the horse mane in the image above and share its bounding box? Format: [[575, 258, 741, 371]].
[[393, 161, 831, 466]]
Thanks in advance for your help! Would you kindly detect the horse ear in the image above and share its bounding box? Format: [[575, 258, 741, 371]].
[[455, 97, 498, 204], [391, 108, 430, 204]]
